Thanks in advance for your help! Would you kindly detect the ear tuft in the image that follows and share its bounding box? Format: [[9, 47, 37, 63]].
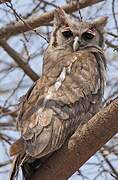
[[92, 16, 108, 30], [54, 7, 68, 26]]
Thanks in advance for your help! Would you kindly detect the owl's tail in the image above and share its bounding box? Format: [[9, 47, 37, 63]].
[[9, 138, 52, 179], [9, 155, 35, 180], [9, 155, 21, 180], [9, 138, 27, 180], [9, 138, 40, 180]]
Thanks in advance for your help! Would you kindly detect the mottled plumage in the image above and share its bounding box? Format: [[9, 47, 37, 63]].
[[9, 8, 107, 180]]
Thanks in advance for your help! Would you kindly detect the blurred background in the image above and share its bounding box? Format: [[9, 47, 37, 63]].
[[0, 0, 118, 179]]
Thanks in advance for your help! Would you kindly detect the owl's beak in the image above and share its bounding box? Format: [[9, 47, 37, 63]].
[[73, 37, 80, 51]]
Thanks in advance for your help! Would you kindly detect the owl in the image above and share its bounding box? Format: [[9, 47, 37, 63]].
[[9, 7, 107, 180]]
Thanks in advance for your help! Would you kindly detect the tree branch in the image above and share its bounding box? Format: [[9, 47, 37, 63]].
[[0, 0, 10, 3], [100, 148, 118, 177], [32, 98, 118, 180], [105, 40, 118, 51], [0, 0, 104, 38], [0, 39, 39, 81]]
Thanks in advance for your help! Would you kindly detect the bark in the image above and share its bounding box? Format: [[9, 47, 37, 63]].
[[32, 99, 118, 180], [0, 0, 10, 3], [0, 0, 104, 38]]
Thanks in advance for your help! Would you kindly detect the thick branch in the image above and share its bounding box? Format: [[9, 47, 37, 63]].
[[0, 0, 104, 38], [0, 39, 39, 81], [32, 99, 118, 180]]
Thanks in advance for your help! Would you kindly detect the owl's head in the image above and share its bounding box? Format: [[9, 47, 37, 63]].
[[50, 7, 107, 51]]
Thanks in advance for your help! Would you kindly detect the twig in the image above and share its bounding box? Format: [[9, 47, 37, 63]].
[[78, 0, 83, 21], [0, 39, 39, 81], [105, 40, 118, 51], [5, 1, 49, 43], [0, 160, 11, 168], [3, 73, 25, 107], [0, 0, 104, 38], [100, 148, 118, 178], [105, 31, 118, 38], [112, 0, 118, 33]]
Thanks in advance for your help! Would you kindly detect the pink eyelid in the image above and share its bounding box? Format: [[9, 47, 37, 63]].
[[88, 27, 96, 36], [61, 27, 71, 32]]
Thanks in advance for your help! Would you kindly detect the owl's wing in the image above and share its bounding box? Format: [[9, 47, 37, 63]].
[[11, 64, 68, 158], [15, 77, 51, 156]]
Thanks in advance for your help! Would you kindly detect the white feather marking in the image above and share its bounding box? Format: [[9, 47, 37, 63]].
[[44, 88, 53, 104], [37, 67, 66, 115], [54, 67, 66, 90], [37, 56, 78, 115]]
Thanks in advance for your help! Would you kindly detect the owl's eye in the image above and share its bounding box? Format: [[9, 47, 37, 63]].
[[82, 32, 95, 41], [62, 30, 73, 38]]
